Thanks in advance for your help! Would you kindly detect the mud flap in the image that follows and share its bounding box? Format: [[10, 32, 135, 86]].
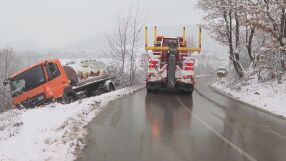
[[177, 83, 194, 94], [146, 82, 162, 93]]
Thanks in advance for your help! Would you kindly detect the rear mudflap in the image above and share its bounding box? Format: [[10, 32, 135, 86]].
[[176, 82, 194, 92], [146, 81, 163, 90]]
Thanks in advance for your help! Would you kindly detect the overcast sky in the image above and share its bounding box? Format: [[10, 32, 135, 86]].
[[0, 0, 202, 49]]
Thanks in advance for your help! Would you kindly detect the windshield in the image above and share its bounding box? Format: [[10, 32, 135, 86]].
[[10, 65, 46, 97]]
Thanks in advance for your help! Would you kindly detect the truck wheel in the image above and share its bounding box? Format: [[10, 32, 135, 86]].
[[108, 83, 115, 92], [62, 86, 77, 104], [62, 92, 77, 104], [62, 93, 72, 104], [86, 83, 102, 97]]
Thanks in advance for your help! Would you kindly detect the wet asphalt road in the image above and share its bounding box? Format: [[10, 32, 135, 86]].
[[77, 77, 286, 161]]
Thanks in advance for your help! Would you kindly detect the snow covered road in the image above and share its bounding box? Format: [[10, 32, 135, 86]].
[[0, 86, 143, 161]]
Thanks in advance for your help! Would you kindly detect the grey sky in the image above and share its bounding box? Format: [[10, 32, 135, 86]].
[[0, 0, 202, 49]]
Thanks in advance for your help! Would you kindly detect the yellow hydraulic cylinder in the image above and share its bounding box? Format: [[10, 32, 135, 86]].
[[183, 26, 186, 45], [198, 27, 202, 52], [145, 26, 148, 48], [145, 26, 202, 52], [154, 26, 157, 45]]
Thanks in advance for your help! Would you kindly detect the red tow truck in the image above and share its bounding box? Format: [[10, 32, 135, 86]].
[[144, 26, 202, 94]]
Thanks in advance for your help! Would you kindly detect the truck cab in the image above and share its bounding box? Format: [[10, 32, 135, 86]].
[[9, 59, 70, 108]]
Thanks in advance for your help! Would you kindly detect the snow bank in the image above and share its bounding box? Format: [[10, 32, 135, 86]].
[[0, 86, 143, 161], [212, 78, 286, 118]]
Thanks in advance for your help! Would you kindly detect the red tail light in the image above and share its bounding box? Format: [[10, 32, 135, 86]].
[[147, 73, 155, 80], [150, 60, 158, 65], [184, 67, 193, 71], [186, 63, 193, 66]]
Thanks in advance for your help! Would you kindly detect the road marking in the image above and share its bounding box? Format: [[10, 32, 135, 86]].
[[176, 97, 258, 161], [197, 85, 286, 142], [266, 128, 286, 141]]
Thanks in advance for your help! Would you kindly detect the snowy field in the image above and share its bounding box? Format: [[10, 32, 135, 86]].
[[0, 86, 143, 161], [212, 77, 286, 118]]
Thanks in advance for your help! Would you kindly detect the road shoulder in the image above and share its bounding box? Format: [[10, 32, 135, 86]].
[[210, 82, 286, 119]]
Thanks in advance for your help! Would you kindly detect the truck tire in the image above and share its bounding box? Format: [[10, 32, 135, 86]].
[[61, 86, 77, 104], [85, 83, 101, 97], [62, 93, 72, 104], [108, 83, 115, 92]]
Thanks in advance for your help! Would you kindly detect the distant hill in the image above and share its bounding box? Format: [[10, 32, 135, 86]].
[[0, 41, 43, 51], [62, 34, 108, 51], [147, 25, 228, 58], [62, 25, 228, 58], [5, 25, 228, 60]]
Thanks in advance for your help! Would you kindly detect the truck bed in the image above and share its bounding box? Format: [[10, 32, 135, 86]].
[[72, 76, 115, 92]]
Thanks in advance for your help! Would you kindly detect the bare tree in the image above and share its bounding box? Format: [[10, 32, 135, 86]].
[[106, 10, 130, 74], [128, 5, 146, 86], [243, 0, 286, 81], [198, 0, 244, 78], [198, 0, 286, 83], [106, 5, 147, 87], [0, 48, 20, 112]]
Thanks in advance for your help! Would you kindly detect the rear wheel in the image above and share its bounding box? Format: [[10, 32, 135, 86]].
[[61, 86, 77, 104], [85, 84, 100, 97], [62, 92, 77, 104], [62, 93, 72, 104], [108, 83, 115, 92]]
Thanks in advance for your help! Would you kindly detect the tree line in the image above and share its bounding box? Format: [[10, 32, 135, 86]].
[[198, 0, 286, 82], [106, 5, 147, 87], [0, 48, 20, 112]]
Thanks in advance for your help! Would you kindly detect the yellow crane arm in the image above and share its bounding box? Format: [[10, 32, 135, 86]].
[[144, 26, 202, 53]]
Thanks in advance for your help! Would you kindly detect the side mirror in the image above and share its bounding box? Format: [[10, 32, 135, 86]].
[[3, 79, 9, 86]]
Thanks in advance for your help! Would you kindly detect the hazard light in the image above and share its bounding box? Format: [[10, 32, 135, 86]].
[[185, 63, 193, 66], [149, 60, 158, 65]]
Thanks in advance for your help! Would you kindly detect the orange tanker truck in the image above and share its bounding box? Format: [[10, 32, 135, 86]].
[[3, 59, 116, 108]]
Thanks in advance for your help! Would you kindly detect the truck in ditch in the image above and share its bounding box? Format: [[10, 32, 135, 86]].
[[3, 59, 116, 108], [144, 26, 202, 94]]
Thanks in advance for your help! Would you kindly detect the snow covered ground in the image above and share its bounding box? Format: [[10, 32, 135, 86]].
[[0, 86, 143, 161], [212, 77, 286, 118]]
